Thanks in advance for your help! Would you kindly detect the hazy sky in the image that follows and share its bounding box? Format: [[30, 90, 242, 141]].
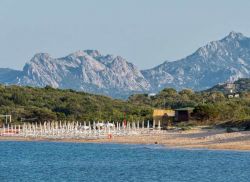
[[0, 0, 250, 70]]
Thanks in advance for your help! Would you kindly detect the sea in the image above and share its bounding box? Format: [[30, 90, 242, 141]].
[[0, 141, 250, 182]]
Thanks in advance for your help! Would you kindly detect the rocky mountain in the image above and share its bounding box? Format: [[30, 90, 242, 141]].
[[1, 31, 250, 98], [142, 31, 250, 92], [1, 50, 151, 98]]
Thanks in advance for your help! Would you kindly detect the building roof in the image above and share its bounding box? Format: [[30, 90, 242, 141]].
[[175, 107, 194, 111]]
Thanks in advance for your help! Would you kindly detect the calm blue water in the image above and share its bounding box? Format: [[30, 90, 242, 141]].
[[0, 142, 250, 182]]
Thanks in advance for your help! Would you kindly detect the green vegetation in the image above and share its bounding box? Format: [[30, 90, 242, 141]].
[[129, 88, 226, 109], [129, 88, 250, 127], [0, 85, 152, 124], [208, 78, 250, 93], [2, 82, 250, 127]]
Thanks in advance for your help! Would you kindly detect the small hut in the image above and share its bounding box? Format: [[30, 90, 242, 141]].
[[175, 107, 194, 122], [153, 109, 175, 127]]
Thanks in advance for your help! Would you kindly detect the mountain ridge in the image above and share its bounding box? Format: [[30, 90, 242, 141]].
[[3, 50, 151, 98], [142, 31, 250, 92], [1, 31, 250, 98]]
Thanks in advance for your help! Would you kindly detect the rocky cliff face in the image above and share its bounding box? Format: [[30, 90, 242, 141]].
[[142, 31, 250, 91], [9, 50, 151, 98]]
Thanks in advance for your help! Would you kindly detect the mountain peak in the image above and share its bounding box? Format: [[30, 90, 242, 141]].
[[33, 53, 52, 59], [225, 31, 244, 40], [30, 53, 52, 64], [84, 50, 101, 57], [68, 50, 101, 58], [70, 50, 86, 57]]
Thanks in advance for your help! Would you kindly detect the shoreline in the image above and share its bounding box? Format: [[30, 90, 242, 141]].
[[2, 128, 250, 151]]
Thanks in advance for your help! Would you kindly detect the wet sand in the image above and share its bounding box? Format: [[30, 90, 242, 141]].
[[1, 128, 250, 151]]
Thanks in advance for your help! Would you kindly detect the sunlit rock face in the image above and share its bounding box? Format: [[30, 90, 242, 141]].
[[4, 50, 151, 98], [142, 32, 250, 92]]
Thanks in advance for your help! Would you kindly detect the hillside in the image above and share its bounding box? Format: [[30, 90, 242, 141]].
[[0, 68, 22, 84], [1, 83, 250, 127], [206, 78, 250, 94], [0, 85, 152, 123], [128, 86, 250, 127]]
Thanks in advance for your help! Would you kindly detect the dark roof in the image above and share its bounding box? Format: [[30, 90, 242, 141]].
[[175, 107, 194, 111]]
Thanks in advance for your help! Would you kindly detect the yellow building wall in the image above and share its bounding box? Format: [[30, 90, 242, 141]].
[[153, 109, 175, 117], [153, 109, 175, 126]]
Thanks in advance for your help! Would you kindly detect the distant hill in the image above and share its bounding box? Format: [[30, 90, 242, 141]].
[[206, 78, 250, 94], [0, 68, 22, 84]]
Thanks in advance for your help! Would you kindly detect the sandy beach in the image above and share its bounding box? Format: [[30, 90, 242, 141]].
[[1, 128, 250, 151]]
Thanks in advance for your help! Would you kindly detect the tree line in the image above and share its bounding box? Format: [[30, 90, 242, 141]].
[[129, 88, 250, 126], [0, 85, 152, 124], [1, 84, 250, 127]]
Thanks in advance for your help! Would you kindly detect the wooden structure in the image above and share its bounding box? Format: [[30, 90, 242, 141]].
[[175, 107, 194, 122], [153, 109, 175, 127]]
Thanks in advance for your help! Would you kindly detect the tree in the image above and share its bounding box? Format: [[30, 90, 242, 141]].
[[11, 92, 26, 105], [193, 104, 220, 121]]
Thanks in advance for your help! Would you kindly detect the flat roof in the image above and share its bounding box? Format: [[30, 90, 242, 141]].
[[175, 107, 194, 111]]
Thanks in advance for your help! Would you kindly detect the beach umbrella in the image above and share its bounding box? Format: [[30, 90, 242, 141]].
[[158, 120, 161, 130], [89, 121, 91, 131]]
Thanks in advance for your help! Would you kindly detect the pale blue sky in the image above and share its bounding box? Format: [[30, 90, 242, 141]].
[[0, 0, 250, 70]]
